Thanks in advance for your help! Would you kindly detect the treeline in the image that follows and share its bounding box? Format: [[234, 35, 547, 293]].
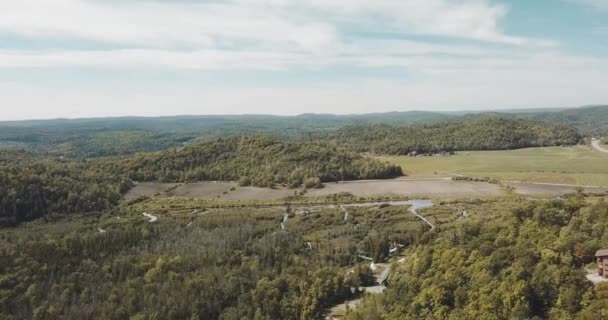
[[0, 137, 402, 225], [525, 105, 608, 136], [0, 112, 448, 158], [0, 126, 194, 158], [0, 150, 131, 226], [325, 117, 581, 155], [347, 196, 608, 319], [118, 136, 402, 187], [1, 110, 597, 158]]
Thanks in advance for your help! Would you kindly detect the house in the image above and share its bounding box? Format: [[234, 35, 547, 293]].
[[596, 249, 608, 277]]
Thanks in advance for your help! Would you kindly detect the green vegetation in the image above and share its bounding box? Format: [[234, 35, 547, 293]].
[[120, 136, 402, 187], [0, 127, 194, 158], [2, 107, 608, 319], [0, 149, 131, 226], [0, 200, 429, 320], [0, 112, 449, 158], [3, 190, 608, 319], [347, 195, 608, 320], [55, 130, 194, 158], [0, 137, 401, 226], [379, 146, 608, 186], [524, 105, 608, 136], [328, 118, 581, 155], [4, 106, 607, 158]]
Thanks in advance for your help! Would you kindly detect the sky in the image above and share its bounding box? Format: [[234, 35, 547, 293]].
[[1, 0, 608, 120]]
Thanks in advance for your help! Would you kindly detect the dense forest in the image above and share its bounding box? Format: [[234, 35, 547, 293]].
[[2, 192, 608, 319], [0, 201, 428, 320], [0, 150, 131, 226], [1, 106, 605, 158], [326, 118, 581, 155], [0, 137, 401, 226], [119, 136, 402, 187], [0, 112, 448, 157], [523, 105, 608, 136], [347, 195, 608, 319]]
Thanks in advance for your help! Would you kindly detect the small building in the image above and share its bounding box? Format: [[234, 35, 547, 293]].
[[596, 249, 608, 277]]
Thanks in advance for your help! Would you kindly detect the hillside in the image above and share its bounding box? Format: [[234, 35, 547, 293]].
[[0, 107, 604, 158], [0, 149, 131, 226], [347, 195, 608, 319], [522, 105, 608, 136], [327, 118, 581, 155], [119, 136, 403, 187], [0, 111, 448, 157], [0, 137, 401, 226]]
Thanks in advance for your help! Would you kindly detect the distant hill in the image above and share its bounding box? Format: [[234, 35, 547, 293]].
[[327, 117, 582, 155], [0, 106, 604, 157], [454, 105, 608, 136], [520, 105, 608, 136], [0, 111, 449, 157]]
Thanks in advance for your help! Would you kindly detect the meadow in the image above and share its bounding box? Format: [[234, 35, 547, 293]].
[[378, 145, 608, 186]]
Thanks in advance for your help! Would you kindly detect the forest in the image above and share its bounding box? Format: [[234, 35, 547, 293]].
[[2, 191, 608, 319], [325, 117, 581, 155], [1, 107, 607, 319], [0, 149, 131, 226], [0, 137, 401, 226], [118, 136, 402, 187], [0, 200, 429, 320], [346, 195, 608, 319], [1, 106, 605, 158]]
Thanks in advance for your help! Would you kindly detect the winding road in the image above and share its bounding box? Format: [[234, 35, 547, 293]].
[[592, 139, 608, 154]]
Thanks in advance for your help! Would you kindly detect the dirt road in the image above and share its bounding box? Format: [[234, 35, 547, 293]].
[[592, 139, 608, 154]]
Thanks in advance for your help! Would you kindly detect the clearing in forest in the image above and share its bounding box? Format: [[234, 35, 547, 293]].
[[378, 146, 608, 187]]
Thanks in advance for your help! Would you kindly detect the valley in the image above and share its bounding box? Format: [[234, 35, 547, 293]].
[[1, 107, 608, 320]]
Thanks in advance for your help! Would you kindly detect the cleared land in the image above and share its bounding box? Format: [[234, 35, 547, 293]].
[[126, 179, 502, 200], [306, 179, 500, 197], [506, 182, 607, 196], [125, 178, 608, 201], [124, 182, 179, 199], [378, 146, 608, 187]]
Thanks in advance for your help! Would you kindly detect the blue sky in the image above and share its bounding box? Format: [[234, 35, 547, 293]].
[[0, 0, 607, 120]]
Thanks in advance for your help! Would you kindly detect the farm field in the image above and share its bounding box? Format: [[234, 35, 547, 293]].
[[378, 145, 608, 187], [125, 179, 504, 200]]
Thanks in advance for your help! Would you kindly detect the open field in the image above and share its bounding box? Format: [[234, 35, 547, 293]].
[[125, 179, 608, 203], [378, 145, 608, 186], [126, 179, 503, 200]]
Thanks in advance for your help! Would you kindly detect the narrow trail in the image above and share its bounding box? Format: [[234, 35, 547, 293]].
[[592, 139, 608, 154], [405, 200, 435, 230], [280, 209, 289, 230], [340, 205, 349, 221], [143, 212, 158, 223]]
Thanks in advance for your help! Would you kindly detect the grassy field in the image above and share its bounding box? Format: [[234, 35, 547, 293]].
[[378, 145, 608, 187]]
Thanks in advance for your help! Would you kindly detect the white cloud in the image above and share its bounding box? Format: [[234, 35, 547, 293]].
[[0, 0, 540, 49], [0, 0, 338, 51], [0, 0, 559, 72], [0, 0, 604, 120], [0, 49, 305, 70]]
